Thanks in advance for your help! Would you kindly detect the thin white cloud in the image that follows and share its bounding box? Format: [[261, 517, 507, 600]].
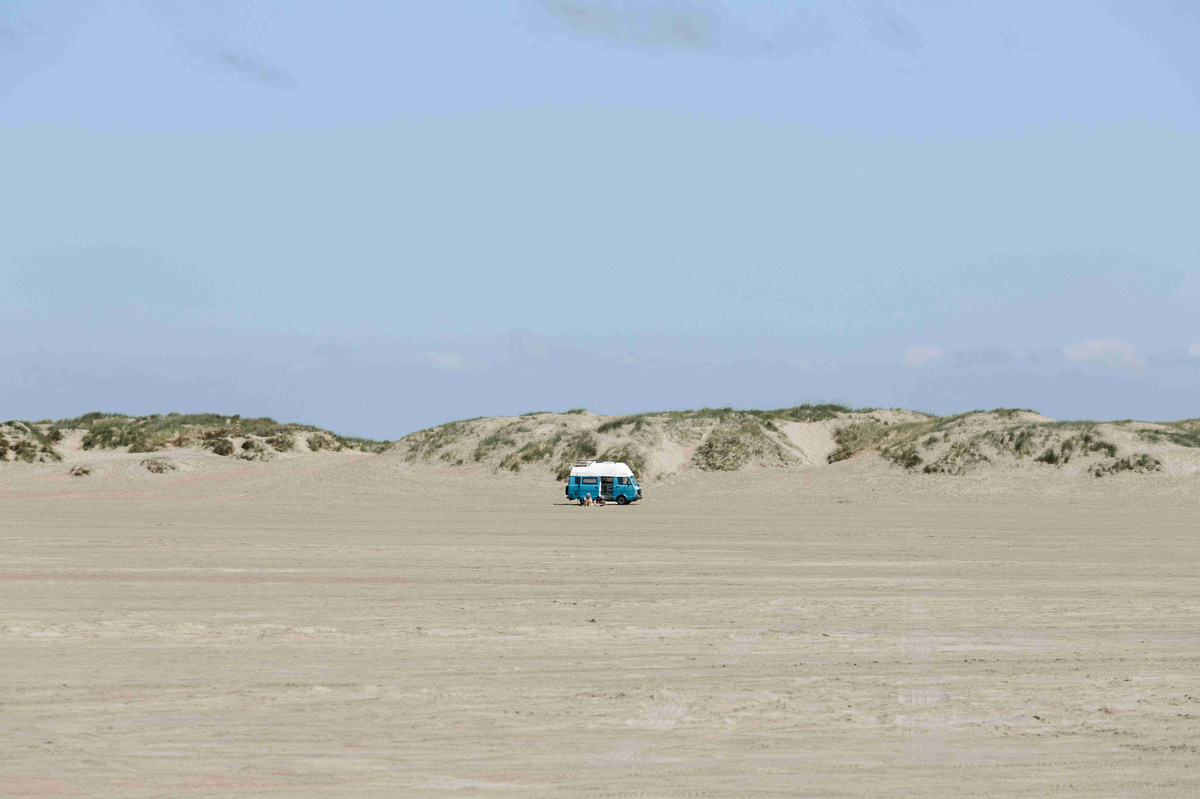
[[1062, 338, 1144, 371], [1189, 343, 1200, 359], [175, 34, 297, 91], [535, 0, 722, 52], [530, 0, 843, 59], [903, 345, 943, 368]]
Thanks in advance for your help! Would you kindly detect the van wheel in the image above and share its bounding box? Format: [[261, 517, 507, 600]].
[[578, 498, 585, 506], [616, 495, 628, 506]]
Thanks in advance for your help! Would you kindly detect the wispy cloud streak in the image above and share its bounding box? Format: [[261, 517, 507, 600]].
[[218, 48, 296, 90]]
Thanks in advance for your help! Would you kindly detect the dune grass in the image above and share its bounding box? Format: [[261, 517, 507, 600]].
[[554, 432, 599, 480], [598, 444, 647, 479], [1091, 454, 1161, 476], [473, 423, 527, 462], [694, 421, 788, 471], [0, 422, 64, 462], [596, 415, 650, 434], [827, 422, 883, 464], [1034, 432, 1116, 465], [1140, 422, 1200, 449], [500, 433, 564, 472], [51, 412, 386, 454], [822, 410, 1126, 475], [403, 420, 470, 460]]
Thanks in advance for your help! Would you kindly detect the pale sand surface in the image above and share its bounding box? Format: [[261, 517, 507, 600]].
[[3, 457, 1199, 796]]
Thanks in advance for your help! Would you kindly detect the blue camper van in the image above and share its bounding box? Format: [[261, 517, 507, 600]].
[[565, 460, 642, 505]]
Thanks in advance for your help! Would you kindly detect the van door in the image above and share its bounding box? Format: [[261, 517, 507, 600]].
[[580, 476, 599, 500], [600, 476, 613, 499], [615, 476, 630, 499]]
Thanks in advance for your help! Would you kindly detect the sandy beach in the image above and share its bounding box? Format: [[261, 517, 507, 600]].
[[3, 453, 1198, 796]]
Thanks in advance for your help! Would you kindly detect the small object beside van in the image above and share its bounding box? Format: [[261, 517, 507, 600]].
[[564, 460, 642, 505]]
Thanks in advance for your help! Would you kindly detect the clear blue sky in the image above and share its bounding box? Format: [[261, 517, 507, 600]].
[[2, 0, 1198, 437]]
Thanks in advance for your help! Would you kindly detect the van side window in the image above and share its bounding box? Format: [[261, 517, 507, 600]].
[[581, 477, 598, 485], [617, 477, 629, 485]]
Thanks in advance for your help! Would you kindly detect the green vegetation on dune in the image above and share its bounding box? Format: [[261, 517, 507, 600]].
[[500, 433, 563, 472], [2, 420, 62, 450], [0, 421, 64, 463], [553, 432, 599, 480], [652, 403, 861, 424], [401, 420, 470, 461], [827, 422, 882, 464], [982, 427, 1038, 457], [203, 437, 235, 456], [596, 415, 649, 434], [820, 410, 1146, 476], [883, 444, 924, 471], [511, 407, 836, 474], [1090, 454, 1162, 476], [920, 441, 987, 475], [63, 413, 272, 451], [306, 433, 341, 452], [763, 403, 863, 422], [1033, 431, 1116, 465], [1165, 428, 1200, 448], [267, 432, 295, 452], [1139, 421, 1200, 449], [45, 412, 387, 455], [329, 435, 387, 452], [694, 421, 788, 471], [9, 437, 55, 463], [598, 444, 647, 479], [991, 408, 1040, 419], [473, 423, 527, 462], [396, 405, 1122, 479]]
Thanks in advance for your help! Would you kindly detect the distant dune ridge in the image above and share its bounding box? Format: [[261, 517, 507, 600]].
[[6, 406, 1196, 480], [390, 406, 1200, 479], [0, 413, 386, 474]]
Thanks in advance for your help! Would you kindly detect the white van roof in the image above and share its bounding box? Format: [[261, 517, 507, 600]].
[[570, 460, 635, 478]]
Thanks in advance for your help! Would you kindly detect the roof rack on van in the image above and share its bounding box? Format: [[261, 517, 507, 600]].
[[574, 460, 596, 467]]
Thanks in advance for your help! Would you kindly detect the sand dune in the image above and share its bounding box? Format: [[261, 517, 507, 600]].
[[390, 406, 1200, 481], [8, 408, 1200, 484]]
